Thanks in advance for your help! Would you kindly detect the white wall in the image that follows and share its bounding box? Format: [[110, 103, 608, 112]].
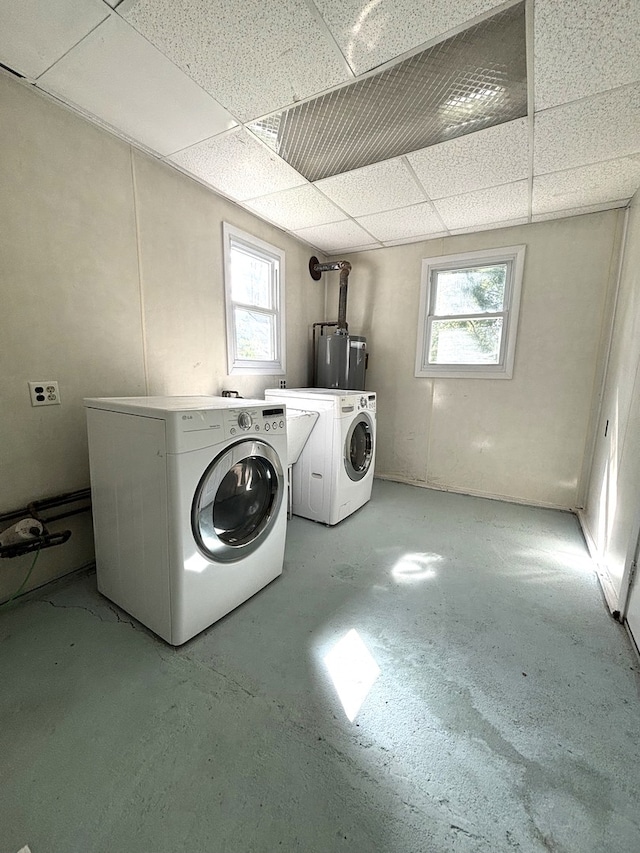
[[327, 213, 623, 509], [582, 191, 640, 610], [0, 74, 323, 601], [0, 68, 628, 604]]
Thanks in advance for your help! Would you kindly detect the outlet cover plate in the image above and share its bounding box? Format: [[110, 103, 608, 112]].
[[29, 381, 61, 406]]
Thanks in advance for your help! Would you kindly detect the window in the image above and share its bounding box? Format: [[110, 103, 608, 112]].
[[223, 223, 285, 375], [415, 245, 525, 379]]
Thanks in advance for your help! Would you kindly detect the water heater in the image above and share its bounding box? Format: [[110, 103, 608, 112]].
[[309, 256, 369, 391], [315, 333, 367, 390]]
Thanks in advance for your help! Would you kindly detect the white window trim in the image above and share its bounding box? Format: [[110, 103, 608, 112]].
[[415, 245, 526, 380], [223, 223, 286, 376]]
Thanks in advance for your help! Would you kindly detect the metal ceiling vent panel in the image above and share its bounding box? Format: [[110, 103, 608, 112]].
[[250, 2, 526, 182]]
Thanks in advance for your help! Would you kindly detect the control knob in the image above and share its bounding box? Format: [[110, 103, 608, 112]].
[[237, 411, 252, 430]]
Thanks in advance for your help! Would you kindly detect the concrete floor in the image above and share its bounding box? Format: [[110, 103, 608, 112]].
[[1, 480, 639, 853]]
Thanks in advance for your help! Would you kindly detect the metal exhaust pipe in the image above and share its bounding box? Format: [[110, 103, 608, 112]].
[[309, 256, 352, 335]]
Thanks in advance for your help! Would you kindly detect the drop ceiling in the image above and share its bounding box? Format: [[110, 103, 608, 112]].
[[1, 0, 639, 254]]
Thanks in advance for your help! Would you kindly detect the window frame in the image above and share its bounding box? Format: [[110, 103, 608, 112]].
[[414, 245, 526, 380], [223, 223, 286, 376]]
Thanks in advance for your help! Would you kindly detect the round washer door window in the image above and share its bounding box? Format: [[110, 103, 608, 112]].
[[344, 413, 374, 482], [192, 439, 284, 563]]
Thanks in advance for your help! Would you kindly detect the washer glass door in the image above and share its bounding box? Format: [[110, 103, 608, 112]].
[[344, 413, 374, 482], [192, 439, 284, 562]]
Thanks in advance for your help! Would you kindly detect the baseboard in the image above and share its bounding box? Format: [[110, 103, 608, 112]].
[[373, 473, 572, 512], [576, 509, 621, 618], [623, 619, 640, 662]]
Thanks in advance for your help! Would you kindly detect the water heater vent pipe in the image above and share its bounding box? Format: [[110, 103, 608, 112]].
[[309, 256, 352, 335]]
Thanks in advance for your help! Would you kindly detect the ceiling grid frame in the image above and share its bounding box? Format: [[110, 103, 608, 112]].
[[525, 0, 535, 222], [250, 3, 528, 182], [400, 156, 450, 235], [33, 11, 110, 82], [239, 0, 527, 127], [303, 0, 358, 78], [0, 0, 636, 254]]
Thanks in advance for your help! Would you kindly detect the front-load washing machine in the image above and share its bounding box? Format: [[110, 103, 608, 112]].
[[84, 396, 288, 645], [264, 388, 376, 525]]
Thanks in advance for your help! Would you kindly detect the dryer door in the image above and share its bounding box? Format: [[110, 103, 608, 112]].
[[344, 412, 374, 482], [192, 439, 284, 563]]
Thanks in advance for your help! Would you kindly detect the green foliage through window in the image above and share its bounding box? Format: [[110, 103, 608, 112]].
[[429, 264, 508, 363], [416, 245, 524, 379], [224, 223, 285, 374]]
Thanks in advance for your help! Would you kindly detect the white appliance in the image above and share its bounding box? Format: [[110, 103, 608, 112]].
[[264, 388, 376, 525], [280, 407, 319, 519], [84, 396, 288, 645]]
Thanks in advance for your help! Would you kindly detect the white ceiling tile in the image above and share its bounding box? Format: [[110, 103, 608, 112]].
[[313, 0, 499, 74], [293, 221, 380, 254], [332, 244, 383, 255], [449, 217, 529, 235], [532, 201, 630, 224], [0, 0, 108, 79], [121, 0, 351, 121], [533, 158, 640, 216], [381, 233, 449, 247], [535, 0, 640, 110], [534, 85, 640, 176], [314, 160, 425, 217], [5, 0, 638, 246], [356, 202, 445, 242], [433, 181, 529, 230], [245, 185, 346, 231], [38, 16, 236, 156], [407, 119, 529, 199], [169, 129, 306, 201]]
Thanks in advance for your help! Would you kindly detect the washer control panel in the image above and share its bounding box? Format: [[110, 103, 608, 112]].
[[225, 406, 286, 439], [341, 393, 376, 415], [342, 391, 376, 412], [357, 393, 376, 412]]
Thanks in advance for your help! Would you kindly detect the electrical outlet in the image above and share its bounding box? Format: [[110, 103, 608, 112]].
[[279, 379, 286, 388], [28, 381, 61, 406]]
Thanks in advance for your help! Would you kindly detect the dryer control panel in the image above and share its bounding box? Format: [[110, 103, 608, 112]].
[[224, 406, 287, 439]]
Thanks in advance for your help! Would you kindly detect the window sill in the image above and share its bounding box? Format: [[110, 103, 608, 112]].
[[228, 364, 286, 376], [415, 366, 514, 380]]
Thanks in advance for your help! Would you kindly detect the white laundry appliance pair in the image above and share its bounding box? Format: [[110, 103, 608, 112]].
[[265, 388, 377, 526], [84, 396, 288, 645]]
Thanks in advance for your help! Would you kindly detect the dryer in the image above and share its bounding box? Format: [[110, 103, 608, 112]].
[[84, 396, 288, 645], [264, 388, 376, 526]]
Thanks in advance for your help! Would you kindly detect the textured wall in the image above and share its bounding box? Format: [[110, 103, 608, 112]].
[[582, 191, 640, 605], [326, 211, 622, 509], [0, 74, 323, 600]]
